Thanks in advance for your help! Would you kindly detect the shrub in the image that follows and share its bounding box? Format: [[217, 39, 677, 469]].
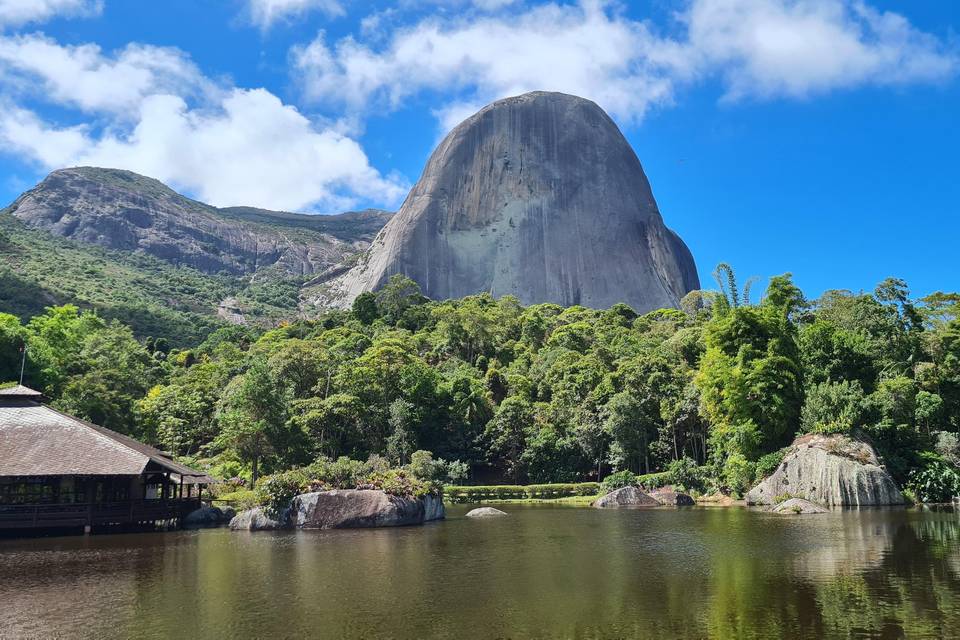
[[722, 453, 756, 497], [255, 469, 309, 515], [443, 483, 602, 503], [636, 471, 673, 490], [364, 469, 438, 498], [934, 432, 960, 466], [667, 457, 705, 492], [755, 449, 787, 483], [907, 458, 960, 503], [214, 489, 258, 511], [602, 470, 637, 493], [801, 380, 866, 434], [407, 450, 469, 484], [307, 455, 370, 489]]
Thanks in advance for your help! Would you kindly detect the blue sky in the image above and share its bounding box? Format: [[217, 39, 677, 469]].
[[0, 0, 957, 301]]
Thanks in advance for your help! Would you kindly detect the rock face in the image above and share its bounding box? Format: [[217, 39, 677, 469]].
[[289, 490, 445, 529], [184, 505, 226, 527], [593, 486, 661, 508], [465, 507, 509, 518], [7, 167, 391, 276], [746, 434, 906, 507], [769, 498, 829, 514], [228, 507, 288, 531], [649, 488, 696, 506], [324, 91, 698, 313]]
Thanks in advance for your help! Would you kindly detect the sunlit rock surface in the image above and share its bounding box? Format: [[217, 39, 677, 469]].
[[290, 489, 445, 529], [747, 434, 906, 507], [325, 91, 698, 312], [593, 486, 660, 508]]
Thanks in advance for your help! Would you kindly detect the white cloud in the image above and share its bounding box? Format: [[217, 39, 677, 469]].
[[0, 103, 89, 165], [0, 36, 406, 211], [293, 0, 957, 131], [246, 0, 344, 29], [293, 1, 679, 126], [685, 0, 958, 100], [0, 0, 100, 28], [0, 34, 211, 115]]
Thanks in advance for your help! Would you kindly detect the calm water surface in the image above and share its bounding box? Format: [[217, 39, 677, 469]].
[[2, 504, 959, 639]]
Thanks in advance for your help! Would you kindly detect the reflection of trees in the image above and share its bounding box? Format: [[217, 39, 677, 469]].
[[817, 515, 960, 638], [2, 508, 958, 639]]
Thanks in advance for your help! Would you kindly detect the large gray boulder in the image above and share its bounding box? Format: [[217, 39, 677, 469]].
[[593, 486, 660, 508], [746, 434, 906, 507], [184, 505, 224, 527], [228, 506, 289, 531], [465, 507, 509, 518], [289, 490, 445, 529], [649, 488, 696, 506], [322, 91, 698, 313], [769, 498, 829, 515]]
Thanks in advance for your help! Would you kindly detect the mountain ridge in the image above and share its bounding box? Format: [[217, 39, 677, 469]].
[[6, 167, 392, 277]]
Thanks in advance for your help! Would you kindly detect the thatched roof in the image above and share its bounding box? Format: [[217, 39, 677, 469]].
[[0, 388, 212, 481]]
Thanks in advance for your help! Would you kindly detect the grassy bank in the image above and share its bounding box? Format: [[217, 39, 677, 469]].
[[445, 472, 673, 504]]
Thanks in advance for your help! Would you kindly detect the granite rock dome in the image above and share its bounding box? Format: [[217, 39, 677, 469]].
[[323, 91, 698, 312]]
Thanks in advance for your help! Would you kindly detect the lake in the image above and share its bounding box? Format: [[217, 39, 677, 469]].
[[2, 504, 959, 639]]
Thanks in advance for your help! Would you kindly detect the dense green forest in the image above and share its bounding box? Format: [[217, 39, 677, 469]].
[[3, 266, 960, 501]]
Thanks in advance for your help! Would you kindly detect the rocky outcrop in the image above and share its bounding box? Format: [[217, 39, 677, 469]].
[[465, 507, 509, 518], [593, 486, 661, 508], [184, 505, 227, 527], [746, 434, 906, 507], [228, 507, 288, 531], [649, 488, 696, 506], [769, 498, 829, 514], [7, 167, 390, 277], [289, 490, 445, 529], [324, 91, 698, 313]]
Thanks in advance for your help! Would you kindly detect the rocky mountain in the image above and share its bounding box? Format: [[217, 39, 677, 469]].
[[0, 168, 393, 345], [6, 167, 391, 277], [320, 91, 699, 313]]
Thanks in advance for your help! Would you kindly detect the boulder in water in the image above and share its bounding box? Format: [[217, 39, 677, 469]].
[[649, 488, 696, 506], [184, 505, 224, 527], [746, 434, 905, 507], [228, 506, 289, 531], [289, 489, 445, 529], [465, 507, 509, 518], [769, 498, 829, 514], [593, 486, 660, 508]]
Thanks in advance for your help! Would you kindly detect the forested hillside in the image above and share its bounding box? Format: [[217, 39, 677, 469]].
[[3, 266, 959, 501], [0, 212, 305, 345]]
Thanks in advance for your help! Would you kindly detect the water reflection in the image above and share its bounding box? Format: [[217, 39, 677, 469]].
[[0, 505, 958, 639]]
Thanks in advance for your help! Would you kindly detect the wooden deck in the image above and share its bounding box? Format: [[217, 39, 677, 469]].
[[0, 498, 201, 530]]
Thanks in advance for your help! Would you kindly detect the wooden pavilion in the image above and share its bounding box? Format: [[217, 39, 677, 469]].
[[0, 385, 212, 533]]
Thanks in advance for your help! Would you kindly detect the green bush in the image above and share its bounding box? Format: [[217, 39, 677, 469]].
[[907, 458, 960, 503], [755, 449, 787, 483], [255, 469, 309, 515], [364, 469, 438, 498], [213, 489, 258, 511], [722, 453, 756, 497], [636, 471, 673, 490], [666, 457, 705, 492], [443, 482, 602, 503], [602, 470, 637, 493]]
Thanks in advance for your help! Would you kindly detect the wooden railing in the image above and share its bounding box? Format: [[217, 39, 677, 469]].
[[0, 498, 201, 529]]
